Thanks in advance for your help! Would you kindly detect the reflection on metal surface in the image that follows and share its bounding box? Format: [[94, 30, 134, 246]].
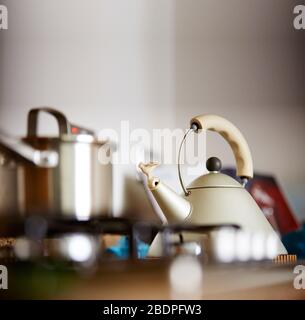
[[169, 255, 203, 299], [179, 241, 202, 256], [62, 234, 95, 263], [266, 234, 280, 259], [213, 228, 280, 263], [251, 233, 265, 261], [14, 238, 31, 260], [235, 231, 251, 261], [74, 144, 92, 220], [214, 228, 236, 263], [14, 237, 41, 260]]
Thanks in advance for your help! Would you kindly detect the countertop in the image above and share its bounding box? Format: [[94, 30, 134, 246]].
[[49, 259, 305, 300]]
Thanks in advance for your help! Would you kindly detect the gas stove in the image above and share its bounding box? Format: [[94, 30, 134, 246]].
[[0, 214, 242, 265]]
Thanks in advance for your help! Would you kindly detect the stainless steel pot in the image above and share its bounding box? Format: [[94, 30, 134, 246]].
[[0, 107, 112, 220]]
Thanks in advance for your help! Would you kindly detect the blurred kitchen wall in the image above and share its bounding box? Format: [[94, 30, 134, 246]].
[[0, 1, 304, 219], [0, 0, 175, 133]]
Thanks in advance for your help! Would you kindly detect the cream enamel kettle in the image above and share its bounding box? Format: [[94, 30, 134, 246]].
[[139, 114, 287, 257]]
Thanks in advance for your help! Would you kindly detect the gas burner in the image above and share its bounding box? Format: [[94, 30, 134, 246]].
[[0, 216, 137, 238], [0, 214, 242, 265], [0, 216, 143, 262]]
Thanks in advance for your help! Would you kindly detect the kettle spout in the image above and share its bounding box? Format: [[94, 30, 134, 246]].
[[139, 162, 192, 223]]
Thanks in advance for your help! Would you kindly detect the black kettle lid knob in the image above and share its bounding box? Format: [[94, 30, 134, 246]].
[[206, 157, 222, 172]]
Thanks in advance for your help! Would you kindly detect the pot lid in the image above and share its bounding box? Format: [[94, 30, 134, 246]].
[[187, 172, 241, 189], [186, 156, 242, 189], [23, 134, 109, 146]]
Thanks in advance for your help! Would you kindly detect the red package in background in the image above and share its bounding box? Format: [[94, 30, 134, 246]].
[[222, 169, 299, 236]]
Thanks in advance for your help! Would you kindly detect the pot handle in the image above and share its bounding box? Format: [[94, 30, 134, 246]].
[[27, 107, 70, 137], [0, 130, 58, 167], [190, 114, 253, 179]]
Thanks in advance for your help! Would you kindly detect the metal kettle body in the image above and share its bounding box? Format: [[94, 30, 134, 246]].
[[140, 114, 287, 257], [184, 174, 284, 238]]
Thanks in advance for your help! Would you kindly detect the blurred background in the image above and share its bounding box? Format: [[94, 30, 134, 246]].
[[0, 0, 304, 220]]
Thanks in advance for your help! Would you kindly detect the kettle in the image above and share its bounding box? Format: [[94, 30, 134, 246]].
[[139, 114, 287, 257]]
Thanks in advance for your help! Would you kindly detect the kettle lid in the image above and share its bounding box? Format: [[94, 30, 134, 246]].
[[187, 157, 242, 189]]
